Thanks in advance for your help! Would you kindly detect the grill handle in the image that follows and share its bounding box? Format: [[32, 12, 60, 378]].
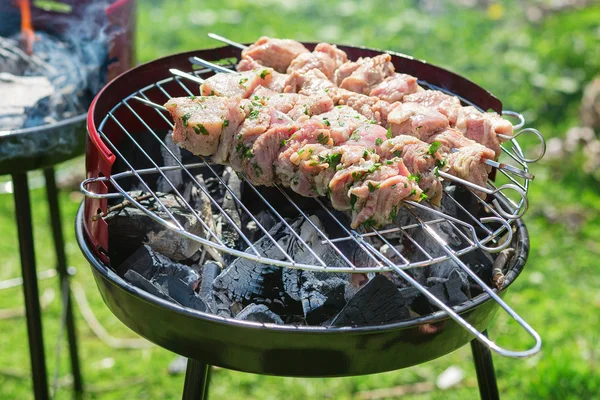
[[360, 210, 542, 359]]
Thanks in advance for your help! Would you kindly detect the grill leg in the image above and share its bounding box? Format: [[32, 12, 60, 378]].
[[43, 168, 84, 394], [12, 173, 50, 400], [182, 359, 211, 400], [470, 330, 500, 400]]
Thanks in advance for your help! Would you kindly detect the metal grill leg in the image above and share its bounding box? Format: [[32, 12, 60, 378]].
[[12, 173, 49, 400], [43, 168, 84, 394], [470, 330, 500, 400], [182, 359, 211, 400]]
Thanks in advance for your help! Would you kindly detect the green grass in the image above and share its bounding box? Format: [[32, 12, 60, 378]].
[[1, 1, 599, 398]]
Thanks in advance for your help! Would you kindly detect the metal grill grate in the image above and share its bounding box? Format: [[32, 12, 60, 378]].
[[82, 48, 543, 358]]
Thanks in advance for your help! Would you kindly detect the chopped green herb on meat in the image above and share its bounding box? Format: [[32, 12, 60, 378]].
[[259, 69, 270, 79], [317, 132, 329, 145], [375, 138, 383, 146], [386, 126, 392, 139], [222, 119, 229, 128], [181, 113, 191, 127], [193, 124, 209, 135], [350, 194, 358, 210], [408, 173, 420, 183], [368, 182, 380, 192], [428, 141, 441, 155]]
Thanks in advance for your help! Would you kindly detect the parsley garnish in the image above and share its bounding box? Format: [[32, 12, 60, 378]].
[[181, 113, 191, 127], [323, 118, 331, 126], [408, 173, 421, 183], [193, 124, 209, 135], [248, 108, 260, 119], [252, 163, 263, 176], [409, 189, 417, 197], [326, 153, 342, 170], [350, 130, 360, 140], [368, 182, 380, 192], [297, 149, 305, 155], [435, 158, 446, 169], [317, 132, 329, 145], [386, 160, 393, 165], [235, 143, 254, 159], [428, 141, 441, 155], [350, 194, 358, 210], [280, 139, 287, 148], [393, 150, 402, 157], [352, 171, 364, 181], [386, 126, 393, 139], [259, 69, 270, 79], [419, 192, 428, 201], [210, 90, 215, 96], [222, 119, 229, 128], [239, 77, 249, 86], [189, 95, 196, 100], [389, 206, 398, 221], [368, 163, 382, 173], [363, 217, 377, 227], [375, 138, 383, 146], [324, 89, 329, 93]]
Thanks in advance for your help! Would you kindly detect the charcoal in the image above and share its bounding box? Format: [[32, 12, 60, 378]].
[[330, 275, 410, 326], [106, 192, 205, 263], [124, 270, 176, 303], [198, 261, 221, 298], [235, 304, 284, 325], [117, 245, 199, 285], [167, 278, 207, 312], [156, 133, 184, 194], [219, 168, 244, 261], [301, 276, 348, 325], [212, 220, 292, 305]]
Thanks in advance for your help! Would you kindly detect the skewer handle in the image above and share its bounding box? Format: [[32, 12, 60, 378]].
[[207, 33, 248, 50]]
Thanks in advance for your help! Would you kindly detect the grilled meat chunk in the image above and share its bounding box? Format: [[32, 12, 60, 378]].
[[200, 69, 273, 98], [379, 135, 444, 205], [369, 74, 423, 103], [334, 54, 396, 94], [241, 36, 309, 73], [166, 96, 241, 157], [287, 43, 348, 80], [387, 102, 449, 138]]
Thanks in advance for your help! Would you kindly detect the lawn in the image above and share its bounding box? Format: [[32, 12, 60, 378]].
[[1, 0, 599, 398]]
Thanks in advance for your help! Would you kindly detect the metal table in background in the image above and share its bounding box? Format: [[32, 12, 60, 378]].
[[1, 114, 86, 400]]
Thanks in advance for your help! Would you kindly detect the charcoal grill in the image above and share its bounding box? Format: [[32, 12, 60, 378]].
[[79, 43, 544, 399], [0, 1, 136, 399]]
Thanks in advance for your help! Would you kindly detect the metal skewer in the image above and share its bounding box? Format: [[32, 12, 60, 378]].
[[208, 33, 248, 50]]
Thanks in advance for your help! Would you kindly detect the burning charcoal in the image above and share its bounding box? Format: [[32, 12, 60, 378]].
[[106, 191, 205, 262], [166, 278, 207, 312], [235, 304, 284, 325], [330, 275, 410, 326], [124, 270, 176, 303]]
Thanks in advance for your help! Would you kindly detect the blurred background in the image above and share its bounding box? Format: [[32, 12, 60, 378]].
[[0, 0, 599, 398]]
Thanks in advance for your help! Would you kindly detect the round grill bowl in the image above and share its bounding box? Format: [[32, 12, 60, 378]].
[[82, 45, 530, 376], [76, 203, 528, 377]]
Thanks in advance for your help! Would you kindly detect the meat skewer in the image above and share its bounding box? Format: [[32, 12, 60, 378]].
[[206, 34, 544, 162], [184, 59, 534, 181], [131, 94, 527, 221]]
